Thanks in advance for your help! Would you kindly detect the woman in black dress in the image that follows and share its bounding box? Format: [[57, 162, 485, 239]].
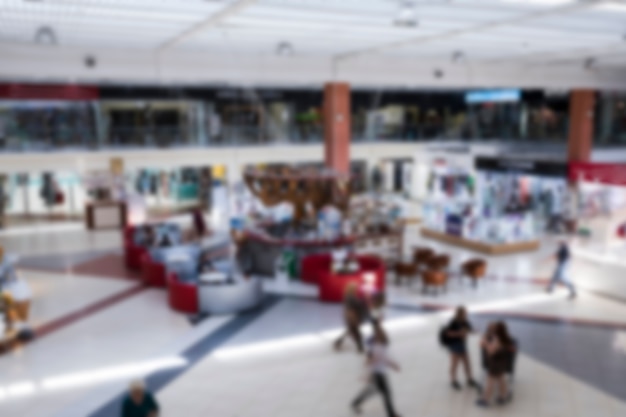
[[477, 321, 516, 407], [445, 306, 478, 390]]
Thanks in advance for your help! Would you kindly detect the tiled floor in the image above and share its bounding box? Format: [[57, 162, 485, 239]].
[[0, 224, 625, 417], [22, 270, 137, 326], [155, 310, 626, 417]]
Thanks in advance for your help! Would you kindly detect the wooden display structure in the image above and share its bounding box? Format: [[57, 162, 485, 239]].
[[85, 201, 127, 230], [243, 165, 351, 223], [421, 228, 540, 255]]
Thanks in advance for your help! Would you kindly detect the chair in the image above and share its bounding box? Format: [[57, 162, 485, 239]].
[[123, 226, 148, 271], [141, 253, 168, 288], [300, 253, 332, 284], [429, 254, 450, 271], [394, 261, 418, 286], [413, 247, 435, 269], [422, 269, 447, 295], [167, 272, 199, 314], [317, 255, 385, 303], [462, 259, 487, 288]]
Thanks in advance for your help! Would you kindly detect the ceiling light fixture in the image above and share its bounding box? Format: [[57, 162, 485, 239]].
[[501, 0, 573, 5], [34, 26, 57, 45], [84, 55, 97, 69], [394, 1, 418, 28], [584, 57, 596, 70], [451, 50, 465, 63], [276, 41, 294, 56]]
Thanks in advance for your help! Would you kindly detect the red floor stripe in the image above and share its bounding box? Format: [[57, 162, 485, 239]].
[[34, 284, 147, 339]]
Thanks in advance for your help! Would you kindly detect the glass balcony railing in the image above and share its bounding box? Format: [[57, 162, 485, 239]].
[[0, 123, 574, 152]]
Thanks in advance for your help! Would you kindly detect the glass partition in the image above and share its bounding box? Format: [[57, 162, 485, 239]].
[[0, 100, 97, 150], [0, 86, 582, 152], [596, 92, 626, 145]]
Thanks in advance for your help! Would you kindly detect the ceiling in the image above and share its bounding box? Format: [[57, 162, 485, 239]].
[[1, 0, 626, 88]]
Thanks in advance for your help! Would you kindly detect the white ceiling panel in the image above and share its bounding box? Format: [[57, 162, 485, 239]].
[[0, 0, 625, 78]]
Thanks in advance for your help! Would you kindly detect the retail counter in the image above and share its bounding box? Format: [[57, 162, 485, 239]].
[[421, 228, 540, 255], [85, 201, 127, 230]]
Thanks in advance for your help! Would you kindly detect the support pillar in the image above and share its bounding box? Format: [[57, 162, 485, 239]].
[[323, 82, 351, 174], [567, 90, 596, 162]]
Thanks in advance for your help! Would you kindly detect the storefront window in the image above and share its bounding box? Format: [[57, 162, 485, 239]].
[[0, 86, 580, 151], [0, 100, 97, 150], [596, 92, 626, 145]]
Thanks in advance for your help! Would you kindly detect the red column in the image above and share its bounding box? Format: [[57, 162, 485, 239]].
[[323, 82, 351, 174], [567, 90, 595, 162]]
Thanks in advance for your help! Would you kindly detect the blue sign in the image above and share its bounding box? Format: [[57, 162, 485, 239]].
[[445, 214, 464, 237], [465, 89, 521, 104], [230, 217, 244, 231]]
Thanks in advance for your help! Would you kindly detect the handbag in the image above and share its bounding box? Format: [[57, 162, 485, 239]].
[[439, 326, 452, 347]]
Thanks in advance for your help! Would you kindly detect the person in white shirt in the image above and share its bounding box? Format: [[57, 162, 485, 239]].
[[351, 324, 402, 417], [0, 254, 32, 335]]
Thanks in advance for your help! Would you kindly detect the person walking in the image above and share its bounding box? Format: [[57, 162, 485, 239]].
[[546, 240, 577, 299], [334, 282, 368, 354], [476, 321, 516, 407], [444, 306, 478, 390], [351, 324, 401, 417], [121, 380, 159, 417]]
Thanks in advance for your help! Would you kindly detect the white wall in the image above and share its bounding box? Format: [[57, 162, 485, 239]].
[[0, 142, 428, 184]]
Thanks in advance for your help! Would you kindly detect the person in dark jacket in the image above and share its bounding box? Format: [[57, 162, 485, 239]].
[[191, 208, 208, 240], [121, 380, 159, 417], [334, 283, 368, 353], [445, 306, 478, 390], [546, 240, 576, 299]]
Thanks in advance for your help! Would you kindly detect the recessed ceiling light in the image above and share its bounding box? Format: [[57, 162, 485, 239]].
[[451, 50, 465, 63], [394, 1, 418, 28], [34, 26, 57, 45], [84, 55, 97, 68], [276, 41, 294, 56]]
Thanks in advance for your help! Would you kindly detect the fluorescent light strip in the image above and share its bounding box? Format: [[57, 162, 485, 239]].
[[41, 357, 188, 391], [0, 11, 189, 30], [3, 3, 209, 22], [594, 2, 626, 12], [500, 0, 574, 5]]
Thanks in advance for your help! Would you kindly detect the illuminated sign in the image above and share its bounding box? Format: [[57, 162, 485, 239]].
[[465, 89, 521, 104]]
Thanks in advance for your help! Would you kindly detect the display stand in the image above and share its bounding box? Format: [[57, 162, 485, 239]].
[[421, 228, 539, 255], [85, 201, 127, 230]]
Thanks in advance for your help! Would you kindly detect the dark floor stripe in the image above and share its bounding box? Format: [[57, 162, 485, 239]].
[[472, 315, 626, 403], [88, 295, 282, 417], [387, 301, 626, 331]]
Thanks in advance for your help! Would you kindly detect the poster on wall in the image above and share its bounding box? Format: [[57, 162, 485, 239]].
[[445, 214, 464, 237]]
